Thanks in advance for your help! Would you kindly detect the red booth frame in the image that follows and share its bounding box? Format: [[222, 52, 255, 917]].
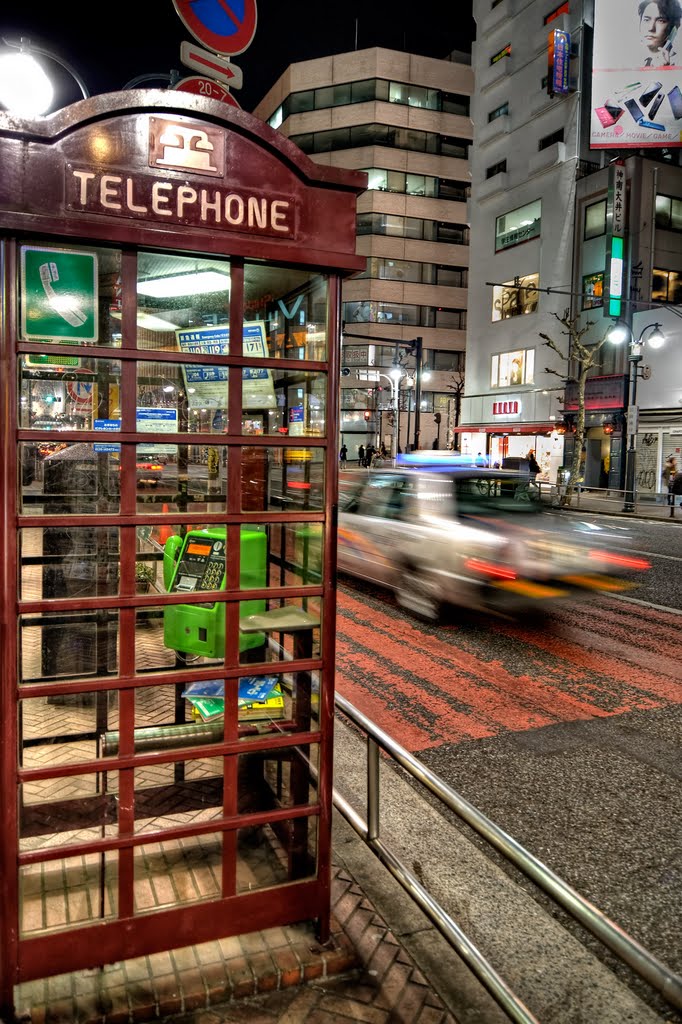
[[0, 91, 365, 1020]]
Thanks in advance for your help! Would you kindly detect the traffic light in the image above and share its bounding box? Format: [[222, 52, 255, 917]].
[[363, 410, 371, 421], [434, 413, 441, 424]]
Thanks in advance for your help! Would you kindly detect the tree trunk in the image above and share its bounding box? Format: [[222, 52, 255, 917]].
[[561, 371, 587, 506]]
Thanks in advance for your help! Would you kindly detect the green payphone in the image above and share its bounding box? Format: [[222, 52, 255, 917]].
[[163, 527, 267, 657]]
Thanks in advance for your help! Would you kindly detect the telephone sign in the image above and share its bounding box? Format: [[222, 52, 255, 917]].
[[20, 246, 98, 342], [172, 0, 258, 56]]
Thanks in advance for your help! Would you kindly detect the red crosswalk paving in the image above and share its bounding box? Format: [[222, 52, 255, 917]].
[[335, 584, 682, 753]]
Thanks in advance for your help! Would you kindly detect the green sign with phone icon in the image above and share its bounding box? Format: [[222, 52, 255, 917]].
[[21, 246, 98, 342]]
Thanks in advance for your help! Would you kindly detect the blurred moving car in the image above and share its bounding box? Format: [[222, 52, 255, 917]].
[[337, 455, 650, 621]]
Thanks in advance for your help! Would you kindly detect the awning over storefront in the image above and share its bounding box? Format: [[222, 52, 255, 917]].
[[453, 424, 559, 435]]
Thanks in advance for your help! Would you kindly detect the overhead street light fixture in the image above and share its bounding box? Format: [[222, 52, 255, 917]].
[[608, 320, 666, 512], [0, 37, 89, 116]]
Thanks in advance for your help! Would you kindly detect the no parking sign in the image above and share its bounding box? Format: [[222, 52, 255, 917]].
[[172, 0, 257, 56]]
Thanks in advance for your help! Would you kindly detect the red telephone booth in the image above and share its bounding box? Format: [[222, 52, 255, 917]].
[[0, 91, 365, 1019]]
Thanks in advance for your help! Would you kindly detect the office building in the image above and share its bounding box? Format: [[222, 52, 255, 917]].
[[252, 47, 474, 456]]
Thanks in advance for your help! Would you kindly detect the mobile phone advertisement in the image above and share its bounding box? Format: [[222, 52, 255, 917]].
[[591, 0, 682, 147]]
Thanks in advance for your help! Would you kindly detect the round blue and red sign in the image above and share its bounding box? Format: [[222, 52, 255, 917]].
[[172, 0, 258, 56], [175, 75, 241, 107]]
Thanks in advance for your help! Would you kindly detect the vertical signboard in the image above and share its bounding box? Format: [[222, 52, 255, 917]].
[[606, 161, 627, 317], [591, 0, 682, 148], [547, 29, 571, 96]]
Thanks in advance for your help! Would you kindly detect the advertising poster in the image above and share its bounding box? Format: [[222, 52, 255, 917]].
[[591, 0, 682, 148], [176, 320, 277, 409]]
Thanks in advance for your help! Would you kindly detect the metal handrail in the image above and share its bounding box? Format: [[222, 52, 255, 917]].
[[333, 692, 682, 1016]]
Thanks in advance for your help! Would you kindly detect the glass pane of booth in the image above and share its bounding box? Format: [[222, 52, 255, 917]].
[[136, 252, 231, 353], [18, 442, 121, 516], [19, 610, 119, 685], [244, 369, 327, 436], [134, 445, 228, 514], [19, 527, 120, 601], [244, 263, 328, 360], [19, 356, 122, 429], [243, 448, 325, 513], [20, 852, 119, 935], [20, 691, 119, 767], [134, 834, 223, 912]]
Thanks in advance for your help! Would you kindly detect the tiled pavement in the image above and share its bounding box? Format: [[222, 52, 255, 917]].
[[15, 859, 458, 1024]]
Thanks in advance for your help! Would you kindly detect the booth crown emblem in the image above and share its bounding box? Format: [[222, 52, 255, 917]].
[[149, 117, 224, 177]]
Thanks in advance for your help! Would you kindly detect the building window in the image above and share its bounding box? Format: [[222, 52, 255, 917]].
[[490, 44, 512, 64], [488, 102, 509, 122], [491, 274, 540, 321], [356, 257, 424, 283], [342, 300, 419, 326], [539, 127, 564, 150], [490, 349, 535, 387], [582, 272, 604, 309], [544, 2, 569, 24], [436, 266, 468, 287], [268, 106, 284, 130], [486, 159, 507, 179], [291, 124, 468, 157], [655, 194, 682, 231], [495, 200, 541, 251], [269, 78, 467, 121], [357, 212, 449, 241], [442, 93, 471, 116], [436, 223, 470, 245], [361, 168, 437, 196], [438, 179, 470, 201], [388, 81, 440, 109], [584, 200, 607, 239], [425, 350, 466, 372], [652, 268, 682, 303], [434, 309, 467, 330]]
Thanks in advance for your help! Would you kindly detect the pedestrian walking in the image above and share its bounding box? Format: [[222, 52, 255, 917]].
[[358, 444, 365, 467], [339, 444, 347, 467], [527, 449, 541, 480], [365, 444, 375, 467], [663, 454, 677, 504]]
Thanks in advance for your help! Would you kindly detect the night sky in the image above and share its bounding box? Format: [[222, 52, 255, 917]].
[[1, 0, 474, 113]]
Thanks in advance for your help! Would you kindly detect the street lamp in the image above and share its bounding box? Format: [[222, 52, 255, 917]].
[[0, 37, 89, 116], [608, 320, 665, 512]]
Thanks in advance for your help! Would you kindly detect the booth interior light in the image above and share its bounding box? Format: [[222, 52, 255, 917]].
[[110, 310, 179, 332], [137, 271, 231, 298]]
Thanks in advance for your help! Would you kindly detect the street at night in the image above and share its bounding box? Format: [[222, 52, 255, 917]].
[[334, 513, 681, 1020]]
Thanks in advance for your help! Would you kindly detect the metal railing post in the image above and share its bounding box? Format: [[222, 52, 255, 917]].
[[367, 735, 380, 842]]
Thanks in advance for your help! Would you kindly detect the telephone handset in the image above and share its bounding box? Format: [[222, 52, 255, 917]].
[[39, 261, 87, 327]]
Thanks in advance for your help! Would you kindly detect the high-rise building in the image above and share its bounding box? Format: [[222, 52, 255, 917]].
[[463, 0, 682, 492], [252, 47, 474, 457]]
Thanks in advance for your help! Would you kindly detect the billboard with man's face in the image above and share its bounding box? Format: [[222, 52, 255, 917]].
[[591, 0, 682, 147]]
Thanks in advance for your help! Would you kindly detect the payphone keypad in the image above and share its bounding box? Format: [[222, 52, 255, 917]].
[[172, 538, 225, 601]]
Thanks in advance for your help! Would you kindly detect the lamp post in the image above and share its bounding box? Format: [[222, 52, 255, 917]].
[[608, 320, 665, 512], [405, 375, 415, 452], [378, 372, 398, 458]]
